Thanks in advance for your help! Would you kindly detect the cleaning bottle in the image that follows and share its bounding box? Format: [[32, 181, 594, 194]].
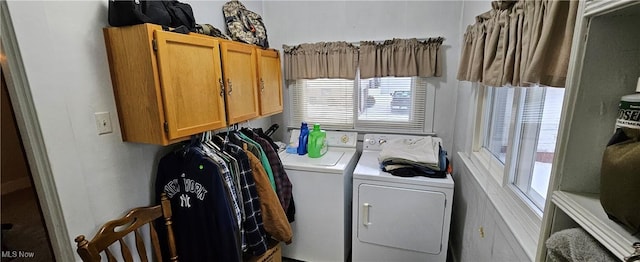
[[615, 77, 640, 130], [307, 124, 327, 158], [297, 122, 309, 155]]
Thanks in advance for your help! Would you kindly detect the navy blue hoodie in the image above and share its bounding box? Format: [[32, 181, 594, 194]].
[[156, 148, 241, 262]]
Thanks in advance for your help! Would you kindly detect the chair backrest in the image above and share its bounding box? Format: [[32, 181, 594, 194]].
[[74, 193, 178, 262]]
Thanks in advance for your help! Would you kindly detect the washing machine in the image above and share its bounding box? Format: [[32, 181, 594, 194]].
[[279, 129, 359, 262], [352, 134, 454, 262]]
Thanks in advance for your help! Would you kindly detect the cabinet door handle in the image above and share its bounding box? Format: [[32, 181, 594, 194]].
[[362, 203, 372, 226], [218, 78, 224, 97], [260, 78, 265, 92], [227, 79, 233, 95]]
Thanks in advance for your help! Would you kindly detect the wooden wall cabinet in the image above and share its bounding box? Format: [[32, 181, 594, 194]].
[[219, 41, 260, 124], [536, 1, 640, 260], [103, 24, 227, 145], [103, 24, 284, 145], [257, 48, 284, 116]]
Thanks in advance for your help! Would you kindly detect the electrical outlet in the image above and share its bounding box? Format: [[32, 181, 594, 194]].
[[94, 112, 113, 135]]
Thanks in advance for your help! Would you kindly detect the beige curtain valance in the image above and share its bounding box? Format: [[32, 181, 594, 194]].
[[457, 0, 578, 87], [359, 38, 444, 79], [283, 37, 444, 81], [282, 42, 359, 81]]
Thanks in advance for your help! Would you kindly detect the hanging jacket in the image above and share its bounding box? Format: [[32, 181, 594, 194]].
[[244, 129, 293, 213], [244, 148, 293, 244], [224, 142, 269, 256], [235, 132, 277, 192], [155, 149, 241, 262]]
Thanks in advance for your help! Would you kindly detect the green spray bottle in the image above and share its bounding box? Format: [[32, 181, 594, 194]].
[[307, 124, 327, 158]]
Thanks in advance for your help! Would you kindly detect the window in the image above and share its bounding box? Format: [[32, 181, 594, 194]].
[[289, 78, 354, 130], [289, 76, 435, 133], [482, 87, 515, 164], [474, 85, 564, 211]]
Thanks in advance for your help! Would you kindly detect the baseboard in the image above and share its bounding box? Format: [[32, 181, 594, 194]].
[[1, 177, 31, 195]]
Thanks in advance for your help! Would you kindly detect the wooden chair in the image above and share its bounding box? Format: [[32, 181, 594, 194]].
[[74, 193, 178, 262]]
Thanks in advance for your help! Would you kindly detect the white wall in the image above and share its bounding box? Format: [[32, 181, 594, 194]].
[[4, 1, 271, 260], [263, 0, 463, 152]]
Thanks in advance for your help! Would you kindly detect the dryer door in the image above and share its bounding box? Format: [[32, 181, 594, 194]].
[[356, 183, 446, 254]]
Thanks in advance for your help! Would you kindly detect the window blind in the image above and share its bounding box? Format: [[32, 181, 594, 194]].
[[356, 77, 428, 132], [290, 78, 355, 130], [483, 87, 515, 163], [289, 77, 433, 133]]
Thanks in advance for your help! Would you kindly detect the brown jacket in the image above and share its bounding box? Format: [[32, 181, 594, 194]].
[[245, 149, 293, 244]]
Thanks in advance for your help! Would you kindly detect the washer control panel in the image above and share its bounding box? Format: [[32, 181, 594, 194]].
[[289, 129, 358, 148], [326, 131, 358, 148]]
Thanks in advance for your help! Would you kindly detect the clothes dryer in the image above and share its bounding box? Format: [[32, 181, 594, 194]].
[[280, 130, 358, 261], [352, 134, 454, 262]]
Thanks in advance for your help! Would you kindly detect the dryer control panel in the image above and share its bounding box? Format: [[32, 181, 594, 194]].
[[363, 134, 436, 151]]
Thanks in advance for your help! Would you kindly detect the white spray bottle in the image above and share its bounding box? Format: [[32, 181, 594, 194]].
[[615, 77, 640, 130]]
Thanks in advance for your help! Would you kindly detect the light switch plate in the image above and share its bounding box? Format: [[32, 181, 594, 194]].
[[94, 112, 113, 135]]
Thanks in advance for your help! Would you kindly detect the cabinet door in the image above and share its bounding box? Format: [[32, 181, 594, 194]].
[[154, 30, 227, 140], [257, 49, 284, 116], [220, 42, 260, 124]]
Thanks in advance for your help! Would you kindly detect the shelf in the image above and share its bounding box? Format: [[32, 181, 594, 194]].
[[552, 191, 639, 260]]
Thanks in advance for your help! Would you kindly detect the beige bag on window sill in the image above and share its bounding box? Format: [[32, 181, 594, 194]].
[[600, 127, 640, 235]]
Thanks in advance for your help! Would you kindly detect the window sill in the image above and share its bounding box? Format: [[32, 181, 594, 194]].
[[285, 126, 437, 136], [457, 152, 541, 261]]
